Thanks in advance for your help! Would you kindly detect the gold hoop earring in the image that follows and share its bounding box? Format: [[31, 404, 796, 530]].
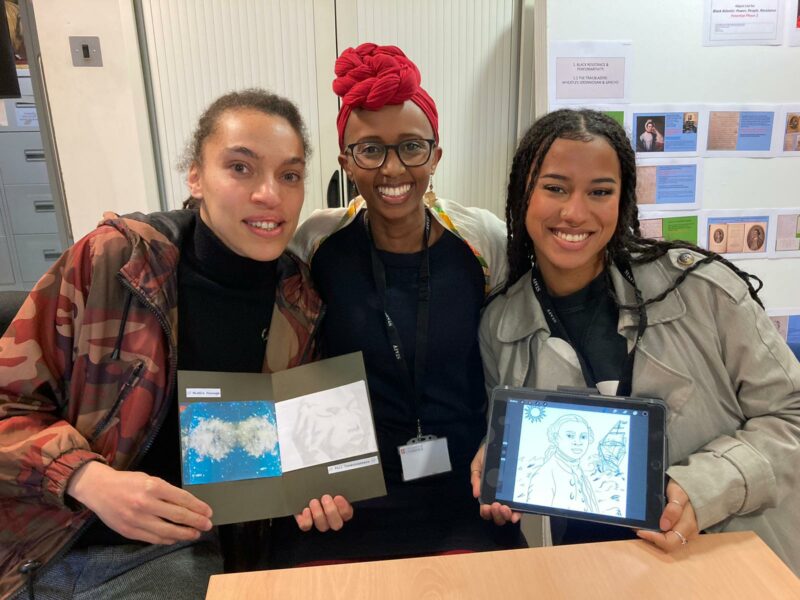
[[423, 177, 437, 207]]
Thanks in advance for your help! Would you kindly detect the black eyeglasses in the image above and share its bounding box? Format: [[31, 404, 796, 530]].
[[346, 139, 436, 170]]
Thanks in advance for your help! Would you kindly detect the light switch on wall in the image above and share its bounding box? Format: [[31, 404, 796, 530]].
[[69, 36, 102, 67]]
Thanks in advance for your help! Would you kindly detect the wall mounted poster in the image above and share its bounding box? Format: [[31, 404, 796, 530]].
[[639, 212, 699, 245], [630, 106, 704, 157], [548, 41, 633, 107], [778, 106, 800, 154], [772, 210, 800, 257], [704, 106, 777, 156], [636, 160, 702, 210], [703, 0, 783, 45], [787, 0, 800, 45], [767, 309, 800, 360], [178, 352, 386, 525], [701, 211, 771, 259]]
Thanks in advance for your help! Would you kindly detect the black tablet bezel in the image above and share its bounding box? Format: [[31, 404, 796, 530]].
[[480, 387, 668, 531]]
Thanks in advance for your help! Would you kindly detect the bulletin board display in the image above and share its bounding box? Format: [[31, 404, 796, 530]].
[[545, 0, 800, 309]]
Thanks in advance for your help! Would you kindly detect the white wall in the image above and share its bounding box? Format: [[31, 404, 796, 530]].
[[35, 0, 798, 310], [33, 0, 158, 240], [335, 0, 522, 217], [138, 0, 338, 220], [547, 0, 800, 309], [140, 0, 523, 220]]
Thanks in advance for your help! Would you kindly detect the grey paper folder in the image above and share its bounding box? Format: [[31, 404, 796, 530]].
[[178, 352, 386, 525]]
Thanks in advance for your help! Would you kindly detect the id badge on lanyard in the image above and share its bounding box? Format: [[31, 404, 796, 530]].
[[398, 434, 452, 482], [367, 210, 453, 481]]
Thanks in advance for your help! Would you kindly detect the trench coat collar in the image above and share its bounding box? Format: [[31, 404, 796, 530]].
[[495, 257, 686, 344]]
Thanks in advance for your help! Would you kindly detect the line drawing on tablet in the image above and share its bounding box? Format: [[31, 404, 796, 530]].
[[519, 414, 599, 512], [597, 420, 628, 476], [514, 410, 630, 517]]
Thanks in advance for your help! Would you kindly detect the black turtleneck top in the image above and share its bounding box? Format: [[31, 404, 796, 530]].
[[175, 214, 278, 374], [76, 212, 278, 548]]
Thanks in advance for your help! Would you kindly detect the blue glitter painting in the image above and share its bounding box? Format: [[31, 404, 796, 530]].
[[180, 401, 282, 485]]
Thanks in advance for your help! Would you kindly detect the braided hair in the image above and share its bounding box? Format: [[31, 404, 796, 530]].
[[505, 108, 764, 310]]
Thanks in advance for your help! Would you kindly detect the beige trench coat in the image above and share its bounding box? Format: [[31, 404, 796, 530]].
[[479, 249, 800, 574]]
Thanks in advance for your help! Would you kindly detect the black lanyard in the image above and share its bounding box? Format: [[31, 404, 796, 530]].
[[530, 259, 647, 396], [366, 210, 431, 437]]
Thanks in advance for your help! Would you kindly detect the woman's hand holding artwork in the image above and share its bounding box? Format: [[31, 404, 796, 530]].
[[636, 479, 699, 551], [470, 444, 522, 525], [67, 461, 214, 545], [294, 494, 354, 532]]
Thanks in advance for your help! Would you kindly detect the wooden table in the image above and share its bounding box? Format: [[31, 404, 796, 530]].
[[206, 531, 799, 599]]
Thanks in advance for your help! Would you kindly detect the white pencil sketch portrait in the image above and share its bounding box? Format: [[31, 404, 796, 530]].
[[275, 380, 377, 472], [513, 406, 630, 517]]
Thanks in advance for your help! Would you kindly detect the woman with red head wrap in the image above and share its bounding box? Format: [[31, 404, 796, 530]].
[[276, 43, 525, 566]]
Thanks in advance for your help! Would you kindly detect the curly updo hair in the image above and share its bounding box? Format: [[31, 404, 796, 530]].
[[505, 108, 763, 310], [179, 88, 311, 209]]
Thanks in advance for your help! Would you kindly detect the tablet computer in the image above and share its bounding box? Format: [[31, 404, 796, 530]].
[[480, 387, 668, 531]]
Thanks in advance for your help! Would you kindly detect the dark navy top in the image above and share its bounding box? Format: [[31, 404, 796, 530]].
[[268, 212, 523, 565], [549, 270, 627, 388], [548, 271, 635, 545], [314, 213, 487, 479]]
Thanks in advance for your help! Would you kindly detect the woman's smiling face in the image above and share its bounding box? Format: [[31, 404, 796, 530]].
[[525, 136, 621, 296], [188, 108, 306, 262], [339, 101, 441, 227]]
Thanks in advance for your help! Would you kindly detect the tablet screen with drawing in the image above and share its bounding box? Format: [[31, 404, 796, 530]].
[[480, 387, 667, 531]]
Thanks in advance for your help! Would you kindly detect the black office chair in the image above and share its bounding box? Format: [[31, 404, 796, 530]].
[[0, 291, 30, 336]]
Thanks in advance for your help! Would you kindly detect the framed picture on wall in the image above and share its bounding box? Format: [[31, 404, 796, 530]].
[[766, 309, 800, 361], [771, 210, 800, 257], [635, 159, 702, 211], [777, 106, 800, 155], [701, 211, 772, 259], [630, 106, 706, 157], [638, 211, 699, 245], [703, 105, 779, 156]]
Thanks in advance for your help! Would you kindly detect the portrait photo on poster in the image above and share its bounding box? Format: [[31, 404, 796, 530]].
[[635, 115, 666, 153], [778, 106, 800, 154], [702, 211, 772, 259], [630, 106, 705, 157]]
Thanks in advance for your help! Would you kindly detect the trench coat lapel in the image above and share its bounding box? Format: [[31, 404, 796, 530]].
[[609, 260, 693, 413]]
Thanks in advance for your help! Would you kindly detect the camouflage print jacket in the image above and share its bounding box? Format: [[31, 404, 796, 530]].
[[0, 210, 322, 598]]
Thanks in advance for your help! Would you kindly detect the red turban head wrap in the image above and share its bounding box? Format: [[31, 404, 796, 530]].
[[333, 43, 439, 150]]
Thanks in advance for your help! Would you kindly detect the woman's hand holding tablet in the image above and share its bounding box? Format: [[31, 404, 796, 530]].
[[636, 479, 700, 550], [477, 387, 668, 532]]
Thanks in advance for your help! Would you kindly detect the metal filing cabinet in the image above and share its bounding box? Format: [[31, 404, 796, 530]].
[[0, 72, 63, 290]]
